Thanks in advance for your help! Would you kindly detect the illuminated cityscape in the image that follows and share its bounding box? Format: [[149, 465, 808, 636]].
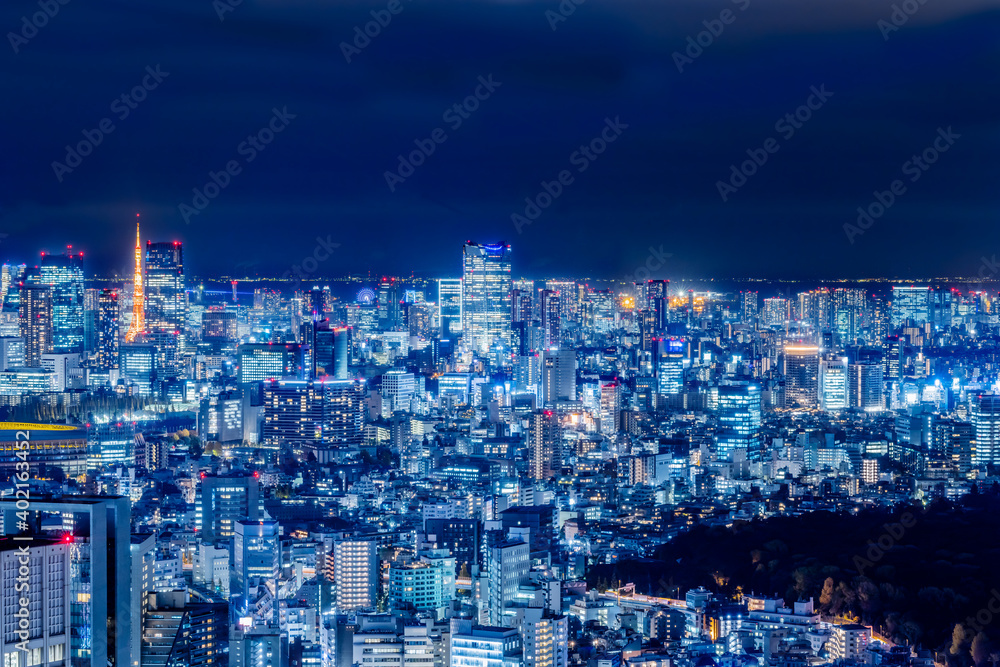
[[3, 1, 999, 666]]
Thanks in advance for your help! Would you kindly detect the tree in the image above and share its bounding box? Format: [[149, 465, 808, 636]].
[[190, 441, 203, 460], [819, 577, 835, 608], [951, 624, 970, 656], [971, 632, 991, 667]]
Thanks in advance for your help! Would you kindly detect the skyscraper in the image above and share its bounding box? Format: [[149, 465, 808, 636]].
[[715, 383, 762, 461], [233, 519, 281, 625], [762, 298, 788, 328], [848, 361, 884, 412], [0, 495, 132, 667], [461, 243, 512, 354], [527, 409, 560, 480], [29, 249, 85, 354], [891, 285, 931, 328], [972, 393, 1000, 469], [145, 241, 185, 334], [437, 278, 463, 338], [541, 348, 576, 405], [783, 345, 820, 408], [19, 284, 52, 367], [819, 356, 848, 411], [97, 288, 120, 370], [0, 536, 71, 667], [486, 537, 529, 626]]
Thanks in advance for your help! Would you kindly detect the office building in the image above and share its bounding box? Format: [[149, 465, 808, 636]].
[[87, 421, 136, 470], [0, 336, 25, 371], [761, 298, 788, 328], [381, 369, 415, 413], [261, 379, 365, 454], [891, 285, 930, 327], [120, 343, 157, 396], [234, 519, 281, 625], [486, 537, 529, 626], [656, 338, 685, 395], [819, 356, 848, 411], [237, 343, 306, 386], [848, 361, 883, 412], [715, 383, 763, 461], [438, 278, 463, 338], [541, 348, 575, 405], [199, 475, 261, 544], [29, 250, 85, 354], [461, 243, 512, 354], [783, 345, 819, 409], [97, 289, 120, 370], [0, 495, 132, 667], [972, 393, 1000, 469], [19, 284, 53, 367], [424, 519, 480, 572], [0, 536, 71, 667]]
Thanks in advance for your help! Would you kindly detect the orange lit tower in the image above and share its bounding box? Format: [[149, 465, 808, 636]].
[[125, 214, 144, 342]]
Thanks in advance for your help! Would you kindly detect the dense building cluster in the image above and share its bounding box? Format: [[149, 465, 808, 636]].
[[1, 234, 998, 667]]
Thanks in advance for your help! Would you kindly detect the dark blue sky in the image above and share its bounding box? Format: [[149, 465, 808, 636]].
[[1, 0, 999, 280]]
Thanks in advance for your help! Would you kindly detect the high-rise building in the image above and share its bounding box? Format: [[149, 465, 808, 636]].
[[199, 475, 261, 544], [645, 279, 668, 330], [656, 338, 685, 395], [485, 537, 529, 626], [715, 383, 762, 461], [783, 345, 820, 408], [261, 379, 365, 455], [309, 322, 349, 379], [437, 278, 463, 338], [0, 536, 71, 667], [541, 348, 575, 405], [378, 277, 402, 331], [762, 298, 788, 328], [233, 519, 280, 622], [19, 284, 53, 367], [848, 361, 883, 412], [527, 410, 560, 480], [0, 495, 132, 667], [144, 241, 185, 333], [891, 285, 930, 328], [26, 249, 85, 354], [382, 369, 415, 413], [0, 336, 25, 371], [119, 343, 157, 396], [539, 289, 561, 347], [740, 291, 759, 324], [971, 393, 1000, 469], [819, 356, 848, 411], [145, 241, 186, 375], [237, 343, 307, 386], [461, 243, 512, 354], [97, 288, 120, 370], [333, 538, 378, 611]]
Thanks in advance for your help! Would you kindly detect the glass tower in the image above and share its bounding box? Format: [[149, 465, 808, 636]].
[[30, 250, 84, 354], [461, 242, 512, 354]]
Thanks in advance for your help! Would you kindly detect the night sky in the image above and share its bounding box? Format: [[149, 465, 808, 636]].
[[1, 0, 999, 280]]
